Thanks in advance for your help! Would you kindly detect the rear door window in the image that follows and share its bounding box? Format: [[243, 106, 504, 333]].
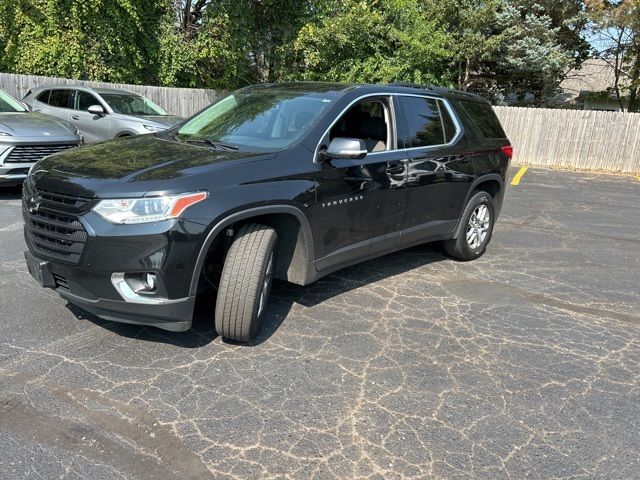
[[460, 101, 506, 139], [397, 96, 458, 148], [35, 90, 51, 104], [48, 89, 74, 109]]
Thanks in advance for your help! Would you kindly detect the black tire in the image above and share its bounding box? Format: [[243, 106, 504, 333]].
[[215, 223, 278, 342], [443, 191, 495, 261]]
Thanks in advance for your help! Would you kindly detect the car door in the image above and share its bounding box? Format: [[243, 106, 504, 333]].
[[396, 94, 475, 244], [36, 89, 74, 122], [310, 95, 408, 271], [30, 90, 51, 114], [71, 90, 111, 143]]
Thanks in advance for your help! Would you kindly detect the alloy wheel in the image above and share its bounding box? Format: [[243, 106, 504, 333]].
[[257, 252, 274, 318], [466, 204, 490, 250]]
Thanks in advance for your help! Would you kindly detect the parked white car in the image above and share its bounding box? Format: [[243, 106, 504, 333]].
[[23, 85, 183, 143]]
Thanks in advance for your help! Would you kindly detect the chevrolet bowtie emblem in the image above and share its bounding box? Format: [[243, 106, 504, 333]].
[[28, 196, 41, 213]]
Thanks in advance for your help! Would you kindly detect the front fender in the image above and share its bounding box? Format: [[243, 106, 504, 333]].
[[188, 204, 315, 295]]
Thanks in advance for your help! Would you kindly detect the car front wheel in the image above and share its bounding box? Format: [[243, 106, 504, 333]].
[[215, 223, 278, 342]]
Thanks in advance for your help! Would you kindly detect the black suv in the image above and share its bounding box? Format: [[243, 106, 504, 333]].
[[23, 82, 512, 342]]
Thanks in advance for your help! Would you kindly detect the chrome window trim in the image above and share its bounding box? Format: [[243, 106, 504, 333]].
[[395, 93, 463, 151], [314, 92, 398, 163], [43, 87, 76, 111], [314, 92, 463, 162], [74, 89, 103, 112]]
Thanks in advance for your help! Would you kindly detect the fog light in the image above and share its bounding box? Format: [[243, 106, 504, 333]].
[[145, 273, 156, 291]]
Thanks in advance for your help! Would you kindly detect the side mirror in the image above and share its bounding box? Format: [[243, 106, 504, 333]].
[[88, 104, 105, 116], [321, 137, 368, 160]]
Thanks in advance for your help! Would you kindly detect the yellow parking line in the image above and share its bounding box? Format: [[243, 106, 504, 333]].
[[511, 166, 528, 186]]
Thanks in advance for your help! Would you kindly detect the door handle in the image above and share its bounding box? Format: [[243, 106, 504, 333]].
[[71, 115, 80, 120], [385, 163, 406, 175]]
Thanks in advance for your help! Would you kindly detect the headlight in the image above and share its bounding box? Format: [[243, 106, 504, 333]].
[[93, 191, 207, 224], [143, 124, 162, 132]]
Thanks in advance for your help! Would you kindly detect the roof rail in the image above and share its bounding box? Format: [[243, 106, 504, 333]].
[[387, 82, 482, 99]]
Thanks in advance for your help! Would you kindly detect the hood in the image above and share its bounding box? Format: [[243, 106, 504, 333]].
[[125, 114, 183, 128], [31, 134, 273, 198], [0, 112, 77, 138]]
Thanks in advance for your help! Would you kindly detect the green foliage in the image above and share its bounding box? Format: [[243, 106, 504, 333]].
[[291, 0, 451, 85], [496, 3, 575, 104], [588, 0, 640, 112], [0, 0, 595, 106], [0, 0, 169, 84]]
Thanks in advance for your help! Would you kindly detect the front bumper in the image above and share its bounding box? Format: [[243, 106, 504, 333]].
[[24, 239, 201, 331], [58, 288, 196, 332], [0, 161, 31, 186], [23, 201, 209, 332]]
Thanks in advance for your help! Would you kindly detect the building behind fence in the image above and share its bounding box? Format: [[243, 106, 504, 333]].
[[1, 72, 638, 173]]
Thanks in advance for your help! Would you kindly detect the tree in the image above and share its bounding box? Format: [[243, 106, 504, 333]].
[[587, 0, 640, 112], [435, 0, 583, 105], [159, 0, 317, 88], [291, 0, 585, 105], [0, 0, 591, 104], [158, 2, 252, 89], [495, 3, 576, 105], [291, 0, 452, 85], [0, 0, 170, 84]]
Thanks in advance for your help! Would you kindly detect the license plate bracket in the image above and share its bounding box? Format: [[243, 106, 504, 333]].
[[24, 251, 56, 288]]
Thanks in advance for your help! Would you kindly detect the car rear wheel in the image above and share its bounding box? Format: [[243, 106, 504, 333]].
[[215, 223, 278, 342], [444, 191, 495, 261]]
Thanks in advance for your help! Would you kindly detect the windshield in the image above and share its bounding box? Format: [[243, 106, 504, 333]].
[[176, 89, 336, 151], [100, 93, 167, 116], [0, 90, 27, 113]]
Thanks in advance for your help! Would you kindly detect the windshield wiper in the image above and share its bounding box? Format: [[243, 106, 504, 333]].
[[181, 137, 239, 151]]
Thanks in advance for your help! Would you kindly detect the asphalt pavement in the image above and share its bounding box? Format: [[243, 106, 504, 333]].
[[0, 168, 639, 479]]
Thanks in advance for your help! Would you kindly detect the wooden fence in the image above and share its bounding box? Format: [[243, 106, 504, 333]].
[[0, 73, 218, 118], [1, 73, 639, 173], [495, 106, 640, 173]]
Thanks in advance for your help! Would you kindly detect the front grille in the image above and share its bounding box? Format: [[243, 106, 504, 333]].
[[6, 144, 76, 163], [23, 183, 91, 265], [5, 167, 30, 175], [36, 189, 92, 211]]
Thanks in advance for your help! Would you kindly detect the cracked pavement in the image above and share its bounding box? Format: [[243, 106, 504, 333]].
[[0, 168, 639, 479]]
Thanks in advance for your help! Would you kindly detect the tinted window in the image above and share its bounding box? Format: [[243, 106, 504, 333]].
[[76, 91, 100, 111], [329, 99, 390, 152], [398, 96, 452, 148], [441, 102, 457, 143], [36, 90, 50, 104], [48, 89, 74, 109], [0, 90, 27, 112], [177, 89, 336, 151], [461, 101, 506, 139], [100, 93, 166, 115]]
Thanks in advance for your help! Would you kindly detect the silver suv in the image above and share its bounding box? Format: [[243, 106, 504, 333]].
[[23, 85, 183, 143], [0, 89, 81, 186]]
